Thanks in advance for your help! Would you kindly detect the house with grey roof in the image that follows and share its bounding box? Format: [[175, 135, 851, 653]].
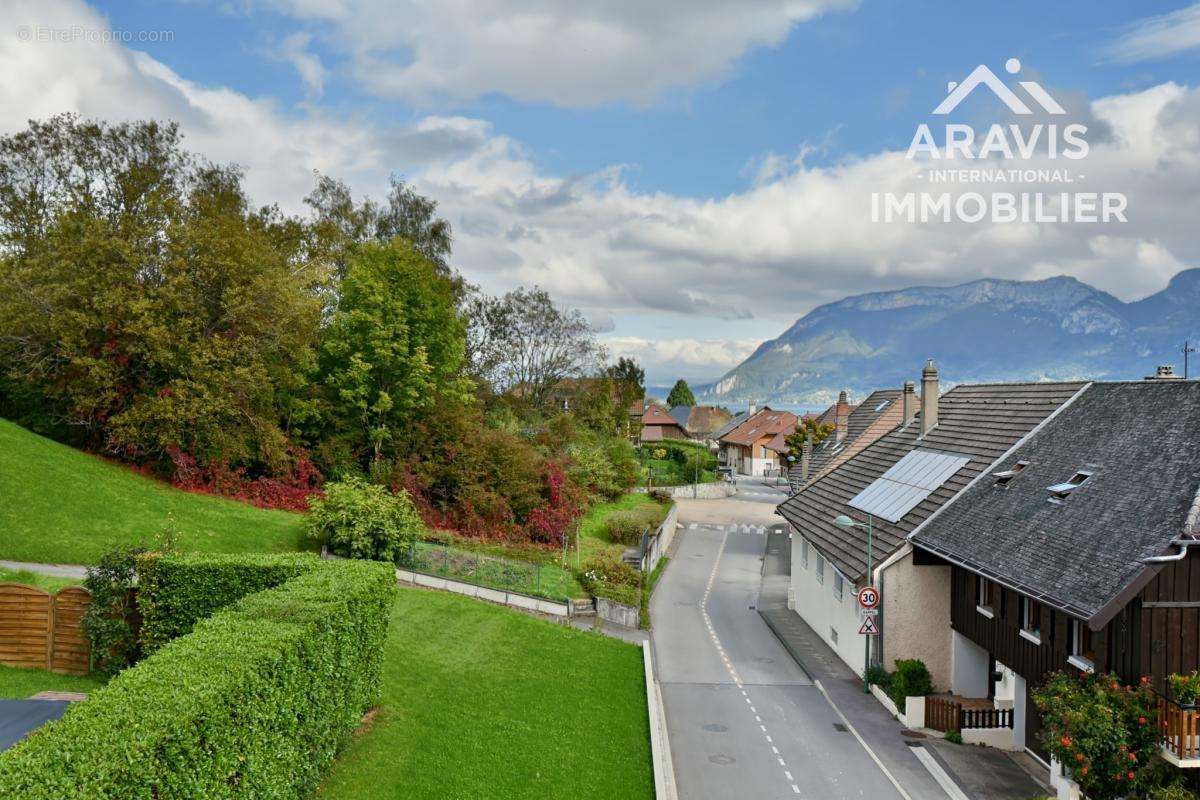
[[907, 379, 1200, 764], [787, 387, 907, 494], [776, 360, 1087, 690]]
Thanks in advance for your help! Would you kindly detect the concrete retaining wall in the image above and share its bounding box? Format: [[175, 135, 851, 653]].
[[396, 568, 571, 618], [635, 482, 734, 499], [641, 503, 679, 575], [596, 596, 640, 628], [643, 642, 678, 800]]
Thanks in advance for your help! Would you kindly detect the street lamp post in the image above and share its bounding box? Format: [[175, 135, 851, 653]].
[[834, 513, 874, 693]]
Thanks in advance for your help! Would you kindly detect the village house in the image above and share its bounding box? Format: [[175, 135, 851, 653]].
[[667, 405, 733, 442], [639, 403, 688, 443], [907, 379, 1200, 765], [775, 361, 1087, 690], [717, 407, 798, 476], [786, 388, 906, 494]]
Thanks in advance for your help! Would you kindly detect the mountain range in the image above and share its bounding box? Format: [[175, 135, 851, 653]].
[[699, 269, 1200, 408]]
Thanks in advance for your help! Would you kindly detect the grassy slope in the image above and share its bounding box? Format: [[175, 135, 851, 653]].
[[577, 493, 668, 561], [0, 664, 103, 699], [318, 588, 653, 800], [0, 419, 306, 564], [0, 567, 80, 593]]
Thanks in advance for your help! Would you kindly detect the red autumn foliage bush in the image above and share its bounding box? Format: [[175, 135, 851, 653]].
[[166, 446, 323, 511]]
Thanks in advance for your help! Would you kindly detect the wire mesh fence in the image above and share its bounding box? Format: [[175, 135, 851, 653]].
[[396, 539, 575, 603]]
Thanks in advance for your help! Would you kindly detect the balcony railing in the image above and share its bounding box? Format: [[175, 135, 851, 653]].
[[1158, 696, 1200, 765]]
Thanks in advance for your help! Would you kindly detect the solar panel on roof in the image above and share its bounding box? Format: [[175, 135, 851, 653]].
[[848, 449, 971, 523]]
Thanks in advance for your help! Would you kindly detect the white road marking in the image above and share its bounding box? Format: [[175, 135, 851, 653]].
[[697, 530, 801, 795], [812, 678, 915, 800], [912, 745, 969, 800]]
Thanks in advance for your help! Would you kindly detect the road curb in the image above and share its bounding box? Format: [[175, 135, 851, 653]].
[[642, 641, 678, 800]]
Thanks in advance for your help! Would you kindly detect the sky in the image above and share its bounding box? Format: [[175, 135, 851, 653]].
[[3, 1, 1200, 385]]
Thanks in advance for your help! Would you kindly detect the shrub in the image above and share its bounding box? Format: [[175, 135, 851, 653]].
[[606, 513, 645, 546], [137, 552, 321, 654], [865, 665, 893, 691], [307, 477, 424, 561], [944, 730, 963, 744], [1169, 670, 1200, 705], [889, 659, 933, 712], [1033, 671, 1159, 800], [81, 545, 146, 677], [0, 559, 396, 799], [650, 488, 673, 503], [578, 554, 641, 606]]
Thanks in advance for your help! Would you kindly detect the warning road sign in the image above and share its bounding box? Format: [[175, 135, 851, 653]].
[[857, 586, 880, 610], [858, 616, 880, 636]]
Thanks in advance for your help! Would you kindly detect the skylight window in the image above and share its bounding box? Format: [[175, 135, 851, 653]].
[[1047, 470, 1092, 502], [993, 461, 1029, 488], [874, 399, 891, 412]]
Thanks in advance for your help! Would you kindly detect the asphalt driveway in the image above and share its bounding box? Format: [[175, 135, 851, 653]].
[[0, 699, 69, 751]]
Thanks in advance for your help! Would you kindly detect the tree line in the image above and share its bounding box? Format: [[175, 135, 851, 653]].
[[0, 114, 644, 543]]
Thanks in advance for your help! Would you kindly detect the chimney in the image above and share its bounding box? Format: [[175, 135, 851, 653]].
[[748, 401, 758, 415], [902, 380, 917, 424], [920, 359, 939, 437], [835, 391, 850, 442], [800, 436, 812, 483], [1145, 365, 1181, 381]]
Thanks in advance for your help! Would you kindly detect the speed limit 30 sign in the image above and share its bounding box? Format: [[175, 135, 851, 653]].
[[857, 586, 880, 610]]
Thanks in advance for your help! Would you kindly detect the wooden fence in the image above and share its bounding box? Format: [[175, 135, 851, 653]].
[[925, 696, 1014, 733], [0, 584, 91, 675], [1159, 696, 1200, 762]]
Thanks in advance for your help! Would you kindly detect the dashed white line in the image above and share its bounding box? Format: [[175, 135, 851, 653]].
[[697, 528, 800, 795]]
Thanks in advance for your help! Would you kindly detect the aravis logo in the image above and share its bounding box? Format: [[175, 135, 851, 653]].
[[871, 58, 1128, 225], [933, 59, 1065, 116]]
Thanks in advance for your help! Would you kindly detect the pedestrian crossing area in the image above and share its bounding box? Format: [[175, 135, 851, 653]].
[[685, 522, 786, 536]]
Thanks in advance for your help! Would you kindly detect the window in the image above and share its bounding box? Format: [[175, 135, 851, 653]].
[[801, 539, 809, 569], [833, 571, 844, 601], [976, 576, 996, 618], [1020, 597, 1042, 644], [993, 460, 1029, 488], [874, 399, 891, 412], [1047, 470, 1093, 502], [1068, 619, 1095, 672], [815, 554, 825, 584], [830, 627, 839, 645]]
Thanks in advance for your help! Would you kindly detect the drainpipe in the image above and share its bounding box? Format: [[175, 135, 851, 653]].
[[1142, 539, 1200, 563]]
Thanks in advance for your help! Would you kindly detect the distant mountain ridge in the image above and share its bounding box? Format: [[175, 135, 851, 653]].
[[700, 269, 1200, 407]]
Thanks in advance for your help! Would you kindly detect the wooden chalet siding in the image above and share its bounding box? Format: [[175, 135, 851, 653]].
[[1138, 550, 1200, 692], [953, 554, 1200, 693], [951, 566, 1075, 685]]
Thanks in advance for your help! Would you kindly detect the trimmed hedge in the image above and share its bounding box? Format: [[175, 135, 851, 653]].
[[137, 552, 321, 653], [0, 558, 396, 798]]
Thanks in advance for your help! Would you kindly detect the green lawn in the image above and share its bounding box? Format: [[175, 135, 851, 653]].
[[0, 664, 103, 699], [0, 418, 307, 564], [577, 493, 670, 562], [317, 588, 654, 800], [0, 567, 81, 593]]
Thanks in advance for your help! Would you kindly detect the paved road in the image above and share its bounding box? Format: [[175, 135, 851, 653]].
[[651, 514, 907, 800], [731, 476, 791, 505]]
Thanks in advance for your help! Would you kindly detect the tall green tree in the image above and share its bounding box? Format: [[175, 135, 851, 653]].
[[666, 379, 696, 407], [318, 239, 471, 466], [0, 115, 321, 472]]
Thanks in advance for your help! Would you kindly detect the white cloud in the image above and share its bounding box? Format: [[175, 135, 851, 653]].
[[248, 0, 859, 107], [0, 0, 493, 211], [602, 336, 761, 384], [274, 32, 325, 98], [1104, 4, 1200, 64], [4, 0, 1200, 361]]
